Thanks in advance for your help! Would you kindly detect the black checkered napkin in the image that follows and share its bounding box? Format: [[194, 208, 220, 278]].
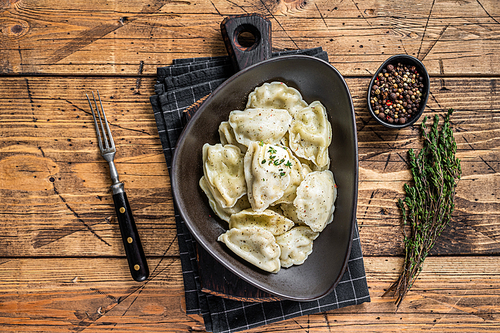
[[150, 48, 370, 333]]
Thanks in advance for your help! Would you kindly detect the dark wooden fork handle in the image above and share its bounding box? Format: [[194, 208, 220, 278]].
[[113, 191, 149, 282]]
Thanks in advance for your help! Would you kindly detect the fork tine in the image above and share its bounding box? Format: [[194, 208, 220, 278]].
[[86, 92, 104, 152], [96, 90, 115, 149], [92, 91, 111, 150]]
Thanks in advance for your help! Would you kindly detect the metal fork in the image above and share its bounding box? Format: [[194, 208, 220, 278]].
[[86, 91, 149, 282]]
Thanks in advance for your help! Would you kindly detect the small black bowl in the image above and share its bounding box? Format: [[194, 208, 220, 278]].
[[367, 54, 430, 129]]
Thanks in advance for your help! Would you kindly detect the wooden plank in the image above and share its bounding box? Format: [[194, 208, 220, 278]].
[[0, 257, 499, 332], [0, 77, 175, 256], [352, 76, 500, 256], [0, 76, 499, 257], [1, 0, 500, 75], [0, 258, 204, 332]]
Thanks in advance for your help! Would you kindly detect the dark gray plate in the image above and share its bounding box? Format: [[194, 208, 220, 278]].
[[172, 55, 358, 301]]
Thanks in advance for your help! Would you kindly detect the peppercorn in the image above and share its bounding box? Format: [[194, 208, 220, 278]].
[[370, 62, 425, 126]]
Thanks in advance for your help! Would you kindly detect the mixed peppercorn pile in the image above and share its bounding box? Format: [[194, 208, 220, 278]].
[[370, 62, 425, 125]]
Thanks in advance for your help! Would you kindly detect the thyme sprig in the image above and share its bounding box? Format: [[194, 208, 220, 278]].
[[384, 108, 462, 309]]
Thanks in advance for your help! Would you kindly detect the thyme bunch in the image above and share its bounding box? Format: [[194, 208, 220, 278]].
[[385, 108, 462, 309]]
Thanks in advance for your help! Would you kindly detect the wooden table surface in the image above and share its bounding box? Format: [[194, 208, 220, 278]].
[[1, 0, 500, 332]]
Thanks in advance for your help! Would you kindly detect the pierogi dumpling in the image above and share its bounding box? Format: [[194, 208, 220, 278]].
[[246, 81, 308, 116], [244, 142, 293, 212], [294, 170, 337, 232], [218, 121, 247, 153], [272, 151, 304, 205], [276, 226, 319, 268], [218, 226, 281, 273], [202, 143, 246, 208], [229, 208, 294, 236], [289, 101, 332, 169], [199, 176, 251, 222], [228, 108, 292, 147]]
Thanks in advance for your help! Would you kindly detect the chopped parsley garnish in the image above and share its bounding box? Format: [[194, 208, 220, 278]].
[[261, 144, 292, 175]]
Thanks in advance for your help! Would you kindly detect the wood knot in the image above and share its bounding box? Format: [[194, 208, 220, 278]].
[[0, 18, 29, 38], [267, 0, 309, 15], [11, 24, 23, 34]]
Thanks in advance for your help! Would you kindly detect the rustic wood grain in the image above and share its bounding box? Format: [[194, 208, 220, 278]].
[[0, 257, 498, 332], [0, 76, 499, 257], [2, 0, 500, 75], [1, 1, 500, 330]]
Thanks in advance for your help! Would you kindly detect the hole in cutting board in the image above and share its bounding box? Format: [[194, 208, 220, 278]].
[[234, 24, 261, 50]]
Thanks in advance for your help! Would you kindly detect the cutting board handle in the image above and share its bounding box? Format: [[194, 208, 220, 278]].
[[221, 14, 272, 72]]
